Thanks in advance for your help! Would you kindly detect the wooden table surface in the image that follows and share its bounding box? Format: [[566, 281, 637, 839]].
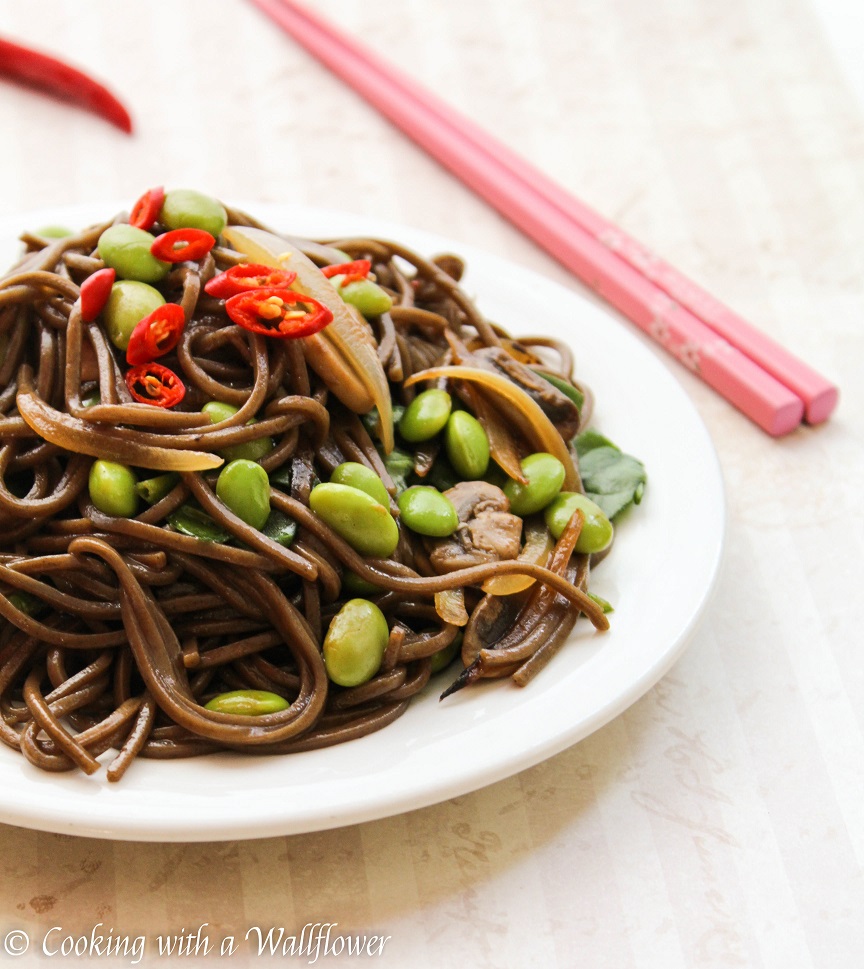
[[0, 1, 861, 966]]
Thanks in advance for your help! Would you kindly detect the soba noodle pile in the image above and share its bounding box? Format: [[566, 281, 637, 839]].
[[0, 194, 617, 780]]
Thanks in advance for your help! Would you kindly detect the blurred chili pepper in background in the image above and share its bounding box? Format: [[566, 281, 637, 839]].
[[0, 34, 132, 133]]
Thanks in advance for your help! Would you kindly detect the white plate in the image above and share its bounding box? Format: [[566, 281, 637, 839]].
[[0, 202, 725, 842]]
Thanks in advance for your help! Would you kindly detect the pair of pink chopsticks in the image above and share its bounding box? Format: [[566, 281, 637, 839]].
[[249, 0, 838, 436]]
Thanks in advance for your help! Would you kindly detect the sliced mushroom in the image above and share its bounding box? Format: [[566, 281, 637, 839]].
[[427, 481, 523, 573], [469, 347, 581, 440]]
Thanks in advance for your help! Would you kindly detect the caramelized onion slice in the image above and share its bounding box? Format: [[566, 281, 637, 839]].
[[16, 372, 222, 472], [434, 588, 469, 627], [481, 518, 554, 596]]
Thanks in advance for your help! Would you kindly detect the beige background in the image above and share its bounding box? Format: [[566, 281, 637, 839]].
[[0, 0, 862, 966]]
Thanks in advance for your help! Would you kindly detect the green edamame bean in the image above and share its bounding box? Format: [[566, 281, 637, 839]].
[[399, 389, 452, 443], [216, 459, 271, 530], [330, 275, 393, 317], [103, 280, 165, 350], [160, 189, 227, 238], [341, 570, 380, 596], [330, 462, 389, 507], [88, 460, 139, 517], [503, 452, 566, 516], [34, 225, 72, 238], [204, 690, 289, 716], [201, 400, 237, 424], [543, 491, 613, 553], [168, 505, 230, 542], [309, 483, 399, 558], [323, 598, 389, 687], [444, 410, 489, 480], [397, 486, 458, 537], [202, 401, 274, 463], [430, 631, 463, 673], [136, 472, 179, 505], [97, 224, 170, 283]]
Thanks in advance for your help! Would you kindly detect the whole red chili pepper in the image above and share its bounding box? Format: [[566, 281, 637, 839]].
[[0, 35, 132, 133], [129, 187, 165, 231], [79, 267, 116, 322], [225, 288, 333, 339], [150, 228, 215, 264], [204, 263, 298, 299], [125, 362, 186, 408], [126, 304, 186, 365], [321, 259, 372, 287]]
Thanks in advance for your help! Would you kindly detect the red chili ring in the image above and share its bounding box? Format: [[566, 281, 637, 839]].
[[150, 228, 215, 264], [321, 259, 371, 279], [125, 362, 186, 408], [225, 287, 333, 339], [129, 186, 165, 231], [79, 267, 116, 322], [126, 303, 186, 365], [204, 263, 298, 299]]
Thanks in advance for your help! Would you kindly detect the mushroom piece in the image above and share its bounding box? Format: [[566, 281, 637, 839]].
[[468, 346, 582, 441], [427, 481, 523, 573]]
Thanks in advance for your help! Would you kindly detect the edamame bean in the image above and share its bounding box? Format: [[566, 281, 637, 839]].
[[330, 275, 393, 317], [309, 483, 399, 558], [430, 631, 462, 673], [216, 459, 271, 530], [341, 570, 380, 596], [543, 491, 613, 553], [136, 472, 179, 505], [202, 401, 274, 463], [34, 225, 72, 238], [97, 224, 170, 283], [330, 462, 389, 507], [444, 410, 489, 480], [204, 690, 290, 715], [88, 460, 139, 517], [103, 280, 165, 350], [160, 189, 227, 238], [397, 486, 458, 537], [503, 452, 566, 516], [323, 599, 389, 687], [399, 389, 452, 443]]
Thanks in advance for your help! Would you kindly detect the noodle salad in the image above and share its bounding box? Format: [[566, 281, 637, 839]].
[[0, 189, 645, 780]]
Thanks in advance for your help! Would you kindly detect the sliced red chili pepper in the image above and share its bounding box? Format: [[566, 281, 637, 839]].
[[79, 267, 115, 322], [126, 303, 186, 365], [150, 228, 215, 264], [129, 186, 165, 230], [225, 287, 333, 339], [125, 362, 186, 408], [204, 263, 298, 299], [321, 259, 371, 283]]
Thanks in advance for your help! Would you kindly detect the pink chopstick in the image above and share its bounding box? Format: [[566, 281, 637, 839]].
[[250, 0, 836, 435]]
